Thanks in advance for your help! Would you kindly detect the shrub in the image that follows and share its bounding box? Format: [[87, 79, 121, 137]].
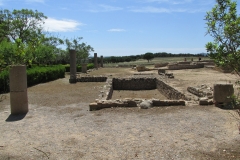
[[0, 69, 10, 93], [63, 63, 94, 72], [0, 65, 65, 93]]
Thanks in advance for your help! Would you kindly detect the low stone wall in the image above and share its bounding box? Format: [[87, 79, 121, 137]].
[[89, 98, 185, 111], [77, 76, 107, 82], [156, 79, 187, 100], [167, 63, 204, 70], [96, 78, 113, 100], [187, 86, 213, 98], [113, 78, 156, 90], [178, 61, 191, 64], [154, 63, 169, 68]]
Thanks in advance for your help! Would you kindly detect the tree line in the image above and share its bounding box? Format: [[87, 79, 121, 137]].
[[0, 9, 94, 69], [92, 52, 207, 64]]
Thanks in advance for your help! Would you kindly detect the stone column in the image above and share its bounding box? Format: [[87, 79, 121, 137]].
[[100, 56, 103, 67], [9, 65, 28, 115], [94, 53, 98, 69], [69, 49, 76, 83], [82, 63, 87, 73], [214, 84, 234, 104]]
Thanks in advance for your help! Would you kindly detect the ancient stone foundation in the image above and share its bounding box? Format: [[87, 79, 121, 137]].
[[154, 63, 169, 68], [77, 76, 107, 82], [167, 63, 204, 70], [89, 99, 185, 111], [90, 77, 187, 110], [113, 78, 156, 90], [156, 78, 187, 100]]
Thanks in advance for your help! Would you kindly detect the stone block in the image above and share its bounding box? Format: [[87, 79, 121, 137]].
[[208, 99, 214, 105], [89, 103, 100, 111], [127, 100, 137, 107], [213, 84, 234, 103], [199, 97, 209, 105]]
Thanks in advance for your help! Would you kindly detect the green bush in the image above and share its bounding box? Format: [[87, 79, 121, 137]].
[[87, 63, 94, 69], [0, 65, 65, 93], [63, 63, 94, 72], [0, 69, 10, 93]]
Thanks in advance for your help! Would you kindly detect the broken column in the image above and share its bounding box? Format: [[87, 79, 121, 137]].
[[213, 83, 234, 104], [101, 56, 103, 67], [94, 53, 98, 69], [9, 65, 28, 115], [69, 49, 76, 83]]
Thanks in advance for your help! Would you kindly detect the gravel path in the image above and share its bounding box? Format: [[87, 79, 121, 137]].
[[0, 68, 240, 159]]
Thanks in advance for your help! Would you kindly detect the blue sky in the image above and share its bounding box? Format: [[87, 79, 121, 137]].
[[1, 0, 239, 57]]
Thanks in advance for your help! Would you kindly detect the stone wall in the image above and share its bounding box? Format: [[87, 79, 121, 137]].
[[178, 61, 191, 64], [112, 78, 156, 90], [167, 63, 204, 70], [77, 76, 107, 82], [89, 98, 185, 111], [187, 86, 213, 98], [154, 63, 169, 68], [156, 79, 187, 100]]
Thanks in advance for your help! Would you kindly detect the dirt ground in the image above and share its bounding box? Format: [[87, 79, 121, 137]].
[[0, 67, 240, 160]]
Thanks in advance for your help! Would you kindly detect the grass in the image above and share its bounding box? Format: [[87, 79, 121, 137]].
[[104, 57, 210, 67]]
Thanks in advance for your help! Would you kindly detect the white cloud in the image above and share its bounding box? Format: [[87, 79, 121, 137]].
[[25, 0, 45, 3], [144, 0, 192, 4], [89, 4, 123, 12], [43, 18, 84, 32], [130, 6, 186, 13], [108, 28, 126, 32]]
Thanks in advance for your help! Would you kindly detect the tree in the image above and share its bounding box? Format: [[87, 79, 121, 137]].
[[205, 0, 240, 76], [65, 37, 94, 64], [0, 9, 47, 44], [33, 35, 64, 65], [143, 52, 154, 62]]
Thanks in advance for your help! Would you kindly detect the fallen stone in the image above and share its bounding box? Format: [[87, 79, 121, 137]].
[[89, 103, 99, 111], [140, 100, 153, 109], [208, 99, 214, 105], [199, 97, 209, 105]]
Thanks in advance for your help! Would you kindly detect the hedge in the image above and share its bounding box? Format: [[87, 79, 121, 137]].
[[64, 63, 94, 72], [0, 65, 65, 93]]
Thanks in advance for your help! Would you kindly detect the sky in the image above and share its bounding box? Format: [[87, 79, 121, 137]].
[[1, 0, 240, 57]]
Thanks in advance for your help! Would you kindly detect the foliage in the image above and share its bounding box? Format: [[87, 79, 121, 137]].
[[64, 63, 94, 72], [205, 0, 240, 76], [65, 37, 94, 64], [0, 69, 9, 93], [32, 35, 64, 65], [0, 9, 47, 43], [143, 52, 154, 62], [0, 65, 65, 93], [0, 38, 28, 65]]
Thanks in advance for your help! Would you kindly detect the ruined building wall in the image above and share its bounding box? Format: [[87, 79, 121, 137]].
[[156, 79, 186, 100], [112, 78, 156, 90], [167, 64, 204, 70]]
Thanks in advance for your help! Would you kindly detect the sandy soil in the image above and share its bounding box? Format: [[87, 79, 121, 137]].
[[0, 67, 240, 160]]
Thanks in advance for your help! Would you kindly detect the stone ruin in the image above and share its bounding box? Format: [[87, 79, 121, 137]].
[[187, 85, 214, 105], [68, 51, 235, 110], [158, 69, 174, 78], [89, 77, 187, 111], [187, 83, 236, 108]]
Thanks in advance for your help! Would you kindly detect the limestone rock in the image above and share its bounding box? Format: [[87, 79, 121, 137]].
[[140, 100, 153, 109], [199, 97, 209, 105]]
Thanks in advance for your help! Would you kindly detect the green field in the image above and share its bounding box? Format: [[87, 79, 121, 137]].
[[104, 56, 210, 67]]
